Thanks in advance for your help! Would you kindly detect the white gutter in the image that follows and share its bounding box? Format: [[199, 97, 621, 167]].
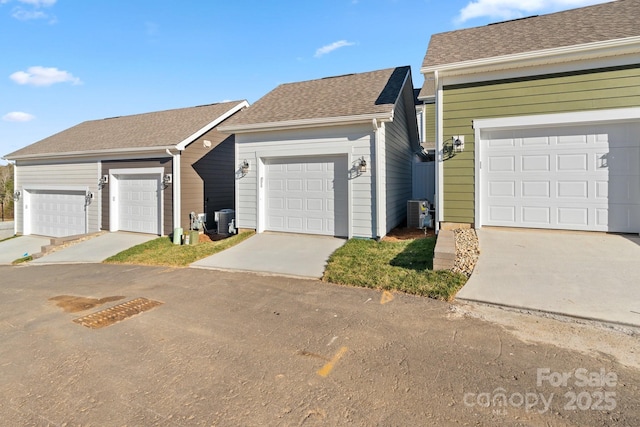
[[176, 100, 249, 150], [166, 148, 181, 231], [420, 36, 640, 76], [4, 145, 177, 162], [219, 112, 394, 134]]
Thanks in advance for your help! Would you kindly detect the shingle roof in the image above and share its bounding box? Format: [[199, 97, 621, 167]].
[[221, 67, 410, 128], [422, 0, 640, 68], [5, 101, 245, 159]]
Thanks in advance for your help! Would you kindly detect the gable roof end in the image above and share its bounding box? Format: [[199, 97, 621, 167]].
[[219, 66, 412, 133], [422, 0, 640, 70]]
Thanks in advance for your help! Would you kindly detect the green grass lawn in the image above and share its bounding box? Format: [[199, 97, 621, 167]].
[[104, 231, 254, 267], [322, 237, 467, 301]]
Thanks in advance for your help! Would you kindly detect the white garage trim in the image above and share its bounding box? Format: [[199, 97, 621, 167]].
[[109, 167, 164, 235], [473, 108, 640, 232]]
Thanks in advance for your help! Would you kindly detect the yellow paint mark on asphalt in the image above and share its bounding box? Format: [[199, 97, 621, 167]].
[[317, 346, 348, 378], [380, 290, 394, 305]]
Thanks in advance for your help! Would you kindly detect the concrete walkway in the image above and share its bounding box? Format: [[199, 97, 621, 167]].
[[0, 221, 14, 241], [31, 232, 156, 264], [457, 228, 640, 328], [191, 232, 346, 278], [0, 235, 49, 264]]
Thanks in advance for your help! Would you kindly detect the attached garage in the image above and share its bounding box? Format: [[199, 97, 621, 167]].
[[476, 112, 640, 233], [264, 157, 348, 237], [109, 168, 164, 235], [26, 189, 87, 237]]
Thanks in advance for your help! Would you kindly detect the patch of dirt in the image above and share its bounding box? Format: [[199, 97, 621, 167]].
[[49, 295, 126, 313], [200, 232, 232, 243], [382, 227, 434, 242]]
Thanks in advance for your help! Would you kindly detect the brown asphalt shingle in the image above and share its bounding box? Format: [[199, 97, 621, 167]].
[[423, 0, 640, 68], [5, 101, 245, 158], [221, 67, 410, 128]]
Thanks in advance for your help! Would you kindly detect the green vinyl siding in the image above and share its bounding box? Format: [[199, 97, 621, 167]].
[[441, 63, 640, 224], [424, 102, 436, 144]]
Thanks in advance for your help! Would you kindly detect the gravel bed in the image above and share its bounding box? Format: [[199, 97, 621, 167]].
[[451, 228, 480, 277]]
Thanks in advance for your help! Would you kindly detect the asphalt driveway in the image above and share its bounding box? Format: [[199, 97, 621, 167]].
[[191, 232, 346, 278], [457, 228, 640, 328], [0, 264, 637, 426]]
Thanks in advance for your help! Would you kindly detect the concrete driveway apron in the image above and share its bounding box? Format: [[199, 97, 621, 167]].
[[457, 228, 640, 328], [0, 235, 49, 264], [30, 232, 156, 264], [191, 232, 346, 279]]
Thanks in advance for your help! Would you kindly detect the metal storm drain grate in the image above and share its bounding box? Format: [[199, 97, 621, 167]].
[[73, 297, 163, 329]]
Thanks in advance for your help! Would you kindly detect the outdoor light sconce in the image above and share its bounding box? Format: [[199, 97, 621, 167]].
[[98, 175, 108, 187], [357, 157, 367, 173], [13, 191, 20, 201], [240, 160, 250, 175], [453, 135, 465, 153], [162, 174, 172, 187]]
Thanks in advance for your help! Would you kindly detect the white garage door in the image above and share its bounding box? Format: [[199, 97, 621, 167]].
[[481, 122, 640, 232], [265, 157, 348, 236], [30, 190, 86, 237], [118, 174, 160, 234]]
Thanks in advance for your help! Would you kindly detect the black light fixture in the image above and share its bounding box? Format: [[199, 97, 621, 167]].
[[357, 157, 367, 173], [162, 174, 172, 187], [13, 191, 20, 201], [240, 160, 250, 175], [98, 175, 108, 187]]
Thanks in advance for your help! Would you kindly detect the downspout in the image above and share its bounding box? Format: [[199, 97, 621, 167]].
[[434, 70, 443, 235], [166, 149, 181, 233], [373, 118, 384, 239]]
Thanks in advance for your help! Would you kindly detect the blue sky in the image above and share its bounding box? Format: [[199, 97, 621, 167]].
[[0, 0, 612, 163]]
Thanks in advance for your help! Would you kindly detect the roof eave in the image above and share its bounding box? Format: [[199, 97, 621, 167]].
[[420, 36, 640, 76], [218, 112, 394, 134], [4, 145, 177, 161]]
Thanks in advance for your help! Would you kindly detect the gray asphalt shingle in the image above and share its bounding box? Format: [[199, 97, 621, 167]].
[[5, 101, 244, 158]]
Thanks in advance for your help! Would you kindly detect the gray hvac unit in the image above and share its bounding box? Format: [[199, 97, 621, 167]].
[[215, 209, 235, 235], [407, 199, 433, 229]]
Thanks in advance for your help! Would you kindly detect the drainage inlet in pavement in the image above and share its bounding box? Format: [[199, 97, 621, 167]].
[[73, 297, 163, 329]]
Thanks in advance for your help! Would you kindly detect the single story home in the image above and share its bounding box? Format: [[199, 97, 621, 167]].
[[419, 0, 640, 234], [219, 66, 422, 239], [4, 101, 248, 237]]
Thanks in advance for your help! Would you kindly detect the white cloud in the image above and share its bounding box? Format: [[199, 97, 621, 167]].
[[18, 0, 56, 6], [4, 0, 57, 21], [10, 66, 82, 87], [455, 0, 613, 24], [12, 8, 45, 19], [314, 40, 356, 58], [3, 111, 35, 122]]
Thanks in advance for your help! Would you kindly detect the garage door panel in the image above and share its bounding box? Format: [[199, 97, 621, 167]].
[[265, 156, 347, 237], [117, 174, 160, 234], [482, 122, 640, 232], [30, 190, 86, 237]]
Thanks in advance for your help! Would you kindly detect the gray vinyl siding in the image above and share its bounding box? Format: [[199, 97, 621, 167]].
[[442, 64, 640, 224], [235, 124, 377, 238], [101, 158, 173, 235], [181, 128, 235, 231], [14, 160, 100, 235], [382, 87, 415, 233]]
